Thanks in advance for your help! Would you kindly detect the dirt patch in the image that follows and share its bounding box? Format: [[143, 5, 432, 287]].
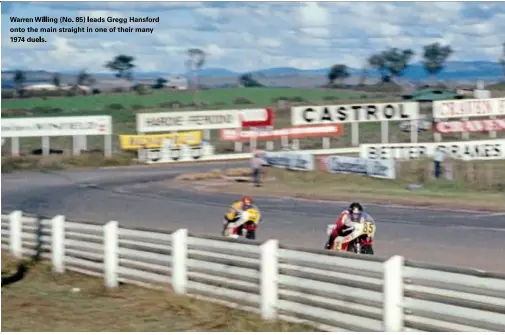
[[173, 167, 253, 182], [170, 164, 505, 212], [1, 252, 317, 332]]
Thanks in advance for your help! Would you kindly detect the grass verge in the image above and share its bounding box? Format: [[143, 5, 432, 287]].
[[1, 87, 382, 111], [176, 160, 505, 212], [1, 252, 317, 331], [1, 152, 138, 173]]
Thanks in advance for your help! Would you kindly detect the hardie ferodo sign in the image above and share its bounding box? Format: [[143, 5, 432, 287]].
[[291, 102, 419, 125], [137, 110, 241, 132]]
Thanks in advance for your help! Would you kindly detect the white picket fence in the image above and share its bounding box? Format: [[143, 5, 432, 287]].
[[2, 210, 505, 332]]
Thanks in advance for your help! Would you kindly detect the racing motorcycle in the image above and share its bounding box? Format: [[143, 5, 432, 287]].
[[222, 207, 261, 240], [326, 215, 375, 255]]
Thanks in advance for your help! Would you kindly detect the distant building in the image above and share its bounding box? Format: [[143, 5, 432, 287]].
[[165, 76, 188, 90], [24, 83, 59, 91], [23, 83, 91, 94]]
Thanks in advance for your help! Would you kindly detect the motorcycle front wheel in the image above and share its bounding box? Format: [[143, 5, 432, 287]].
[[360, 245, 374, 255], [347, 241, 374, 255]]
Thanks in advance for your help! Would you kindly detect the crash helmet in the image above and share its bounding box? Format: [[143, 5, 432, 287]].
[[348, 202, 363, 222], [242, 196, 253, 210]]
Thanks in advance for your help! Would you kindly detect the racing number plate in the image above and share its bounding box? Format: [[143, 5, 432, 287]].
[[363, 222, 375, 235]]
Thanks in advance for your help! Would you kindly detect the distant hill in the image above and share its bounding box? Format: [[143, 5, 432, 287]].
[[2, 61, 503, 89], [177, 61, 504, 80]]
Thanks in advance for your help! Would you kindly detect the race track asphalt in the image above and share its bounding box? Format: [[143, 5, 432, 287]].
[[2, 162, 505, 272]]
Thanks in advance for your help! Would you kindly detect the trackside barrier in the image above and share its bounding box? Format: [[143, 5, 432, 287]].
[[2, 211, 505, 331]]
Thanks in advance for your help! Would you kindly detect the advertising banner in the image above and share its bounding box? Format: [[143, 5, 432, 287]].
[[261, 151, 314, 171], [137, 108, 275, 132], [1, 115, 112, 137], [240, 108, 275, 128], [360, 139, 505, 161], [119, 131, 202, 150], [435, 119, 505, 134], [291, 102, 419, 126], [433, 98, 505, 119], [320, 155, 396, 179], [220, 125, 343, 142], [137, 110, 242, 132], [143, 142, 216, 164]]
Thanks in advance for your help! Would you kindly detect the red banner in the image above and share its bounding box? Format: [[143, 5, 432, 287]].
[[220, 125, 343, 142], [240, 108, 274, 128], [435, 119, 505, 133]]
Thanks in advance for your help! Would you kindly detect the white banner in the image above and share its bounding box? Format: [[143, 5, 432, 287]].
[[320, 155, 396, 179], [291, 102, 419, 125], [261, 151, 314, 171], [137, 110, 242, 132], [1, 116, 112, 137], [360, 139, 505, 161], [143, 143, 216, 164], [433, 98, 505, 119]]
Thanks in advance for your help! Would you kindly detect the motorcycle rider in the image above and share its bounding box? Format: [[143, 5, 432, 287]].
[[325, 202, 364, 250], [223, 196, 261, 238]]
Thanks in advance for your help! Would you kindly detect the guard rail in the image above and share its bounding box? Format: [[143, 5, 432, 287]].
[[1, 210, 504, 331]]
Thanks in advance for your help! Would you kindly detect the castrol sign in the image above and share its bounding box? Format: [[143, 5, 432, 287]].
[[433, 98, 505, 119], [435, 119, 505, 134]]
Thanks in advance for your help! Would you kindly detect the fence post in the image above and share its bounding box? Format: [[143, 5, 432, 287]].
[[171, 228, 188, 294], [9, 210, 22, 258], [383, 255, 405, 331], [51, 215, 65, 273], [104, 221, 119, 288], [260, 239, 278, 320]]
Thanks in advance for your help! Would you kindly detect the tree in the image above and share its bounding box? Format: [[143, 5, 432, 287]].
[[422, 42, 453, 79], [186, 48, 206, 103], [13, 70, 25, 96], [368, 48, 414, 82], [76, 69, 95, 86], [328, 64, 350, 86], [152, 77, 167, 89], [238, 73, 263, 87], [105, 55, 135, 80], [368, 54, 389, 82], [52, 73, 61, 88]]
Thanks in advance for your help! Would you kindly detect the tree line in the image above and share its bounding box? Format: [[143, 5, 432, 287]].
[[329, 42, 504, 86], [8, 42, 505, 98]]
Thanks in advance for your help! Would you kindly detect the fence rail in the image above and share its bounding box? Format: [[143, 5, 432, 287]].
[[1, 210, 505, 332]]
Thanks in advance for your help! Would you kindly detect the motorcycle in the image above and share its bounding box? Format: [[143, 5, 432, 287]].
[[222, 207, 261, 240], [326, 215, 375, 255]]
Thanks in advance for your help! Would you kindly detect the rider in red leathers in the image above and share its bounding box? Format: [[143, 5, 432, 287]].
[[325, 202, 364, 250]]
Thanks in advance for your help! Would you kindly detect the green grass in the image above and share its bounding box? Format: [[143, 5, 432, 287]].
[[196, 160, 505, 211], [0, 87, 400, 155], [1, 253, 318, 332], [1, 87, 375, 111]]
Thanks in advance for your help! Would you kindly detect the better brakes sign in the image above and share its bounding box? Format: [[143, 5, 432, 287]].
[[291, 102, 419, 126], [360, 140, 505, 161]]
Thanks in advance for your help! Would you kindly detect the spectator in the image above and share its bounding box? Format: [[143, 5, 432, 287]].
[[250, 152, 266, 187], [434, 147, 445, 179]]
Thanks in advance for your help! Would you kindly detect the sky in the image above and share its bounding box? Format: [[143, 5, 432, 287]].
[[1, 1, 505, 74]]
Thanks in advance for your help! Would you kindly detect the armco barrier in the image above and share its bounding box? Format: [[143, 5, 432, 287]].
[[2, 211, 505, 331]]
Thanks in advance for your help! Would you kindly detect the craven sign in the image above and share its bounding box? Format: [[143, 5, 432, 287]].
[[435, 119, 505, 134], [291, 102, 419, 125], [433, 98, 505, 119]]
